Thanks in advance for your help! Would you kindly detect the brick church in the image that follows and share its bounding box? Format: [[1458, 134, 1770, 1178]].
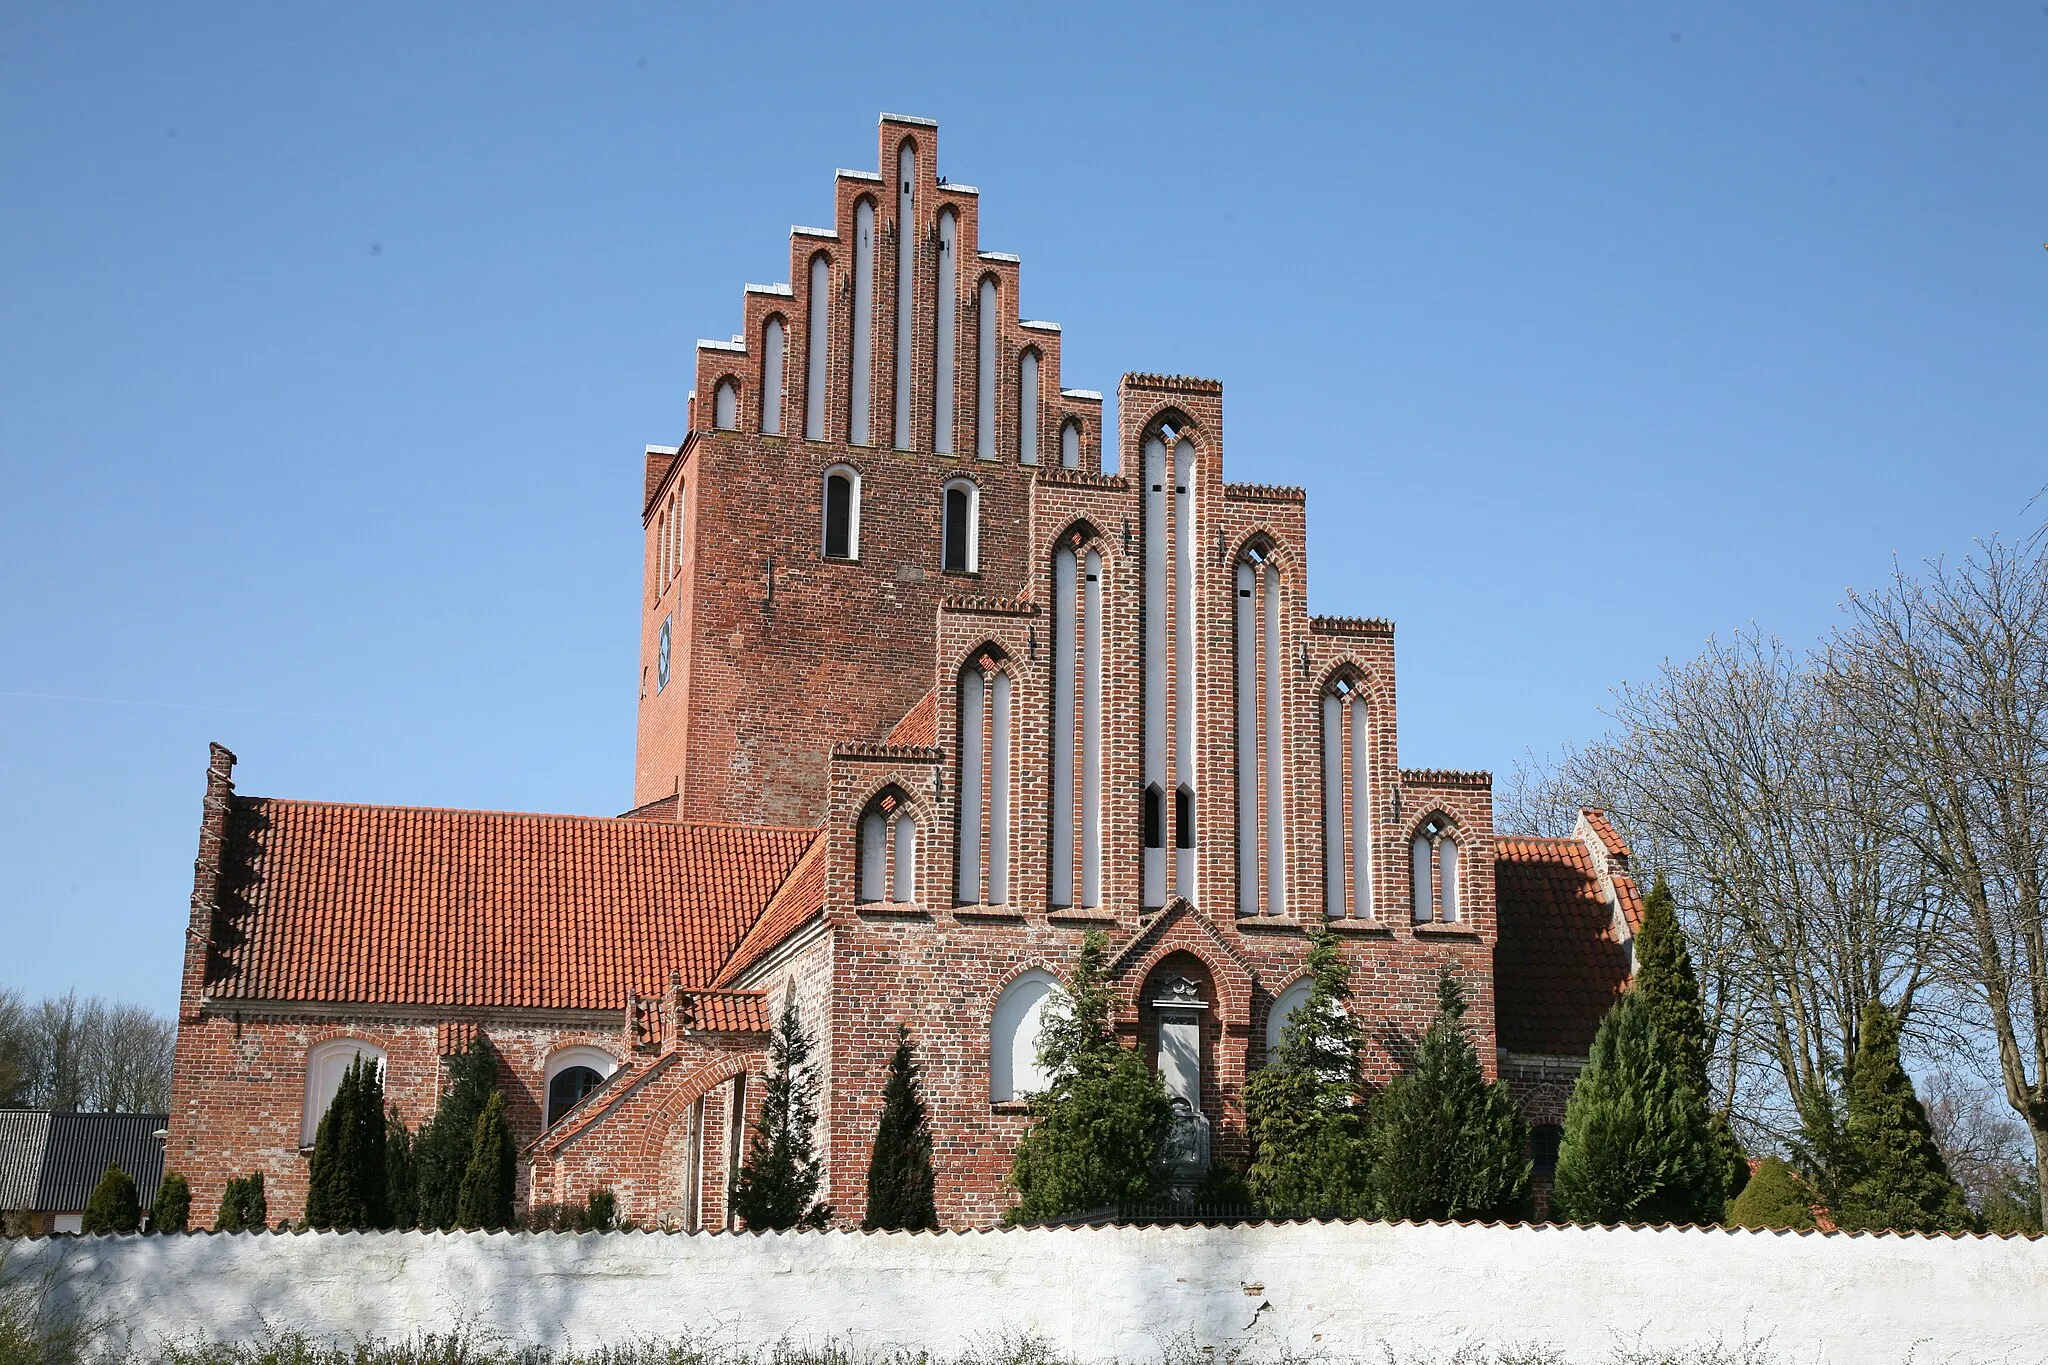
[[168, 114, 1640, 1230]]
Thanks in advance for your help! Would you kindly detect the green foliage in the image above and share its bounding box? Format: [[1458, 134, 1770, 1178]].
[[863, 1025, 937, 1231], [732, 999, 834, 1231], [1368, 971, 1532, 1222], [454, 1092, 517, 1231], [413, 1036, 501, 1231], [1632, 876, 1709, 1093], [1725, 1156, 1816, 1230], [1979, 1164, 2044, 1235], [1551, 990, 1724, 1225], [151, 1171, 191, 1234], [524, 1188, 621, 1233], [81, 1164, 140, 1234], [1242, 926, 1373, 1218], [385, 1111, 417, 1231], [1007, 933, 1173, 1223], [304, 1054, 390, 1231], [1829, 999, 1971, 1233], [214, 1173, 267, 1232]]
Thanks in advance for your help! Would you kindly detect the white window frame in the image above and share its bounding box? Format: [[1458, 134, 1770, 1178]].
[[302, 1039, 387, 1147], [822, 464, 863, 560], [942, 478, 980, 573]]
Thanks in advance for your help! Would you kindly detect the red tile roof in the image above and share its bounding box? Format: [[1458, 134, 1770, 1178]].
[[681, 990, 771, 1033], [202, 798, 816, 1011], [885, 691, 938, 748], [1580, 808, 1632, 863], [714, 833, 827, 987], [1493, 835, 1634, 1056]]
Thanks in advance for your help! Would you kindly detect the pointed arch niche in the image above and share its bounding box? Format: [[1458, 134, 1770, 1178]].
[[1321, 671, 1374, 919]]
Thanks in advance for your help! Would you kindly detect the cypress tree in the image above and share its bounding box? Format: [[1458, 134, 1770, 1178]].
[[455, 1091, 518, 1230], [82, 1164, 141, 1234], [151, 1171, 191, 1233], [863, 1024, 938, 1231], [304, 1054, 390, 1230], [1368, 971, 1532, 1222], [1006, 932, 1173, 1223], [1831, 998, 1971, 1233], [1242, 925, 1373, 1218], [732, 998, 835, 1230], [215, 1172, 267, 1232], [1550, 990, 1723, 1225], [413, 1035, 500, 1230], [385, 1109, 417, 1230], [1725, 1156, 1816, 1230]]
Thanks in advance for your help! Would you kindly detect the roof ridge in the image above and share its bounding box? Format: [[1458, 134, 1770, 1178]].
[[240, 795, 820, 836]]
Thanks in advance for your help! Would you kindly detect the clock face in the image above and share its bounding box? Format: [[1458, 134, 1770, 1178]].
[[657, 615, 672, 692]]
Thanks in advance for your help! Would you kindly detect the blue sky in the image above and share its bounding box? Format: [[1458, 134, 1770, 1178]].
[[4, 3, 2045, 1016]]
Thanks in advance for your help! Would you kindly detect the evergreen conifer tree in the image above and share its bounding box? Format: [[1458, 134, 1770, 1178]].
[[863, 1024, 938, 1231], [1368, 971, 1532, 1222], [454, 1090, 517, 1230], [1831, 998, 1971, 1232], [215, 1172, 267, 1232], [304, 1054, 390, 1230], [1725, 1156, 1816, 1230], [413, 1035, 500, 1230], [1242, 925, 1373, 1217], [82, 1164, 140, 1234], [731, 998, 835, 1230], [1550, 989, 1723, 1225], [1007, 932, 1173, 1223], [151, 1171, 191, 1233], [385, 1110, 417, 1230]]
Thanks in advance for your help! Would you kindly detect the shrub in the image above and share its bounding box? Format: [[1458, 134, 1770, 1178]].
[[1725, 1156, 1816, 1230], [455, 1092, 517, 1231], [1830, 999, 1971, 1233], [81, 1164, 140, 1234], [151, 1171, 191, 1234], [1242, 925, 1373, 1218], [732, 999, 834, 1231], [304, 1053, 389, 1231], [1006, 932, 1172, 1223], [1368, 971, 1532, 1222], [214, 1172, 267, 1232], [385, 1110, 417, 1230], [413, 1035, 501, 1231], [863, 1025, 938, 1231]]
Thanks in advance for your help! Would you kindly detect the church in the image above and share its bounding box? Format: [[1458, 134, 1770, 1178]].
[[167, 114, 1640, 1230]]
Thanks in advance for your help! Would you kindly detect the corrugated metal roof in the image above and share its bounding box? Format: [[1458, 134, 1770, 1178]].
[[0, 1110, 167, 1213]]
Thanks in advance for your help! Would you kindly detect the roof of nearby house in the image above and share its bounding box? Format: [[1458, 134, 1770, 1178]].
[[0, 1110, 167, 1214], [201, 797, 818, 1011], [1492, 835, 1637, 1055]]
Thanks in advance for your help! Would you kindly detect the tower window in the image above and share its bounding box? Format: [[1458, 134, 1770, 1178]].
[[942, 480, 978, 573], [1144, 783, 1164, 849], [713, 379, 738, 430], [761, 317, 786, 436], [859, 790, 919, 904], [822, 466, 861, 560]]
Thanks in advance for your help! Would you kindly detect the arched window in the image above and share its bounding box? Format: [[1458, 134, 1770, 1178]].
[[1411, 814, 1460, 924], [1321, 675, 1373, 918], [977, 276, 999, 460], [850, 202, 874, 444], [806, 253, 832, 442], [1266, 979, 1313, 1061], [893, 141, 917, 452], [1060, 418, 1081, 470], [1235, 543, 1287, 916], [302, 1039, 386, 1146], [760, 317, 786, 436], [942, 479, 978, 573], [543, 1046, 618, 1128], [934, 209, 959, 455], [858, 790, 919, 904], [955, 648, 1012, 906], [1049, 532, 1104, 910], [1018, 351, 1039, 465], [990, 970, 1062, 1101], [713, 379, 738, 430], [1142, 429, 1199, 908], [822, 465, 861, 560]]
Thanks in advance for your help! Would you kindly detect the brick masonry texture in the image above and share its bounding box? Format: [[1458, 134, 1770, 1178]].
[[168, 115, 1638, 1231]]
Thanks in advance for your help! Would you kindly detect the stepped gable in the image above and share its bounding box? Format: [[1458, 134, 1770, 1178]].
[[1492, 834, 1636, 1055], [201, 797, 815, 1010]]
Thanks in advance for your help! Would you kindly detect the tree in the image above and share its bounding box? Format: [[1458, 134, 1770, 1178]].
[[1242, 925, 1373, 1217], [732, 998, 834, 1230], [1634, 876, 1751, 1204], [215, 1172, 267, 1232], [0, 987, 29, 1106], [863, 1025, 937, 1231], [1828, 999, 1971, 1232], [304, 1054, 390, 1230], [385, 1110, 417, 1230], [81, 1164, 140, 1234], [1368, 971, 1532, 1222], [413, 1035, 501, 1230], [1006, 933, 1173, 1223], [151, 1171, 191, 1234], [1551, 990, 1725, 1225], [1725, 1157, 1816, 1230], [1924, 1068, 2043, 1233], [454, 1091, 517, 1231], [0, 991, 176, 1112]]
